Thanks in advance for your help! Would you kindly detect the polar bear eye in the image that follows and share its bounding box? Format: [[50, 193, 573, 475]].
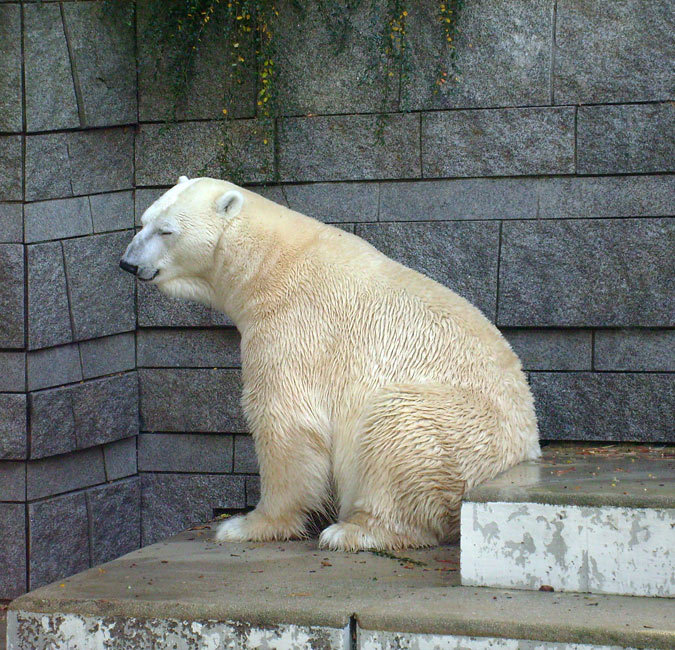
[[158, 230, 174, 237]]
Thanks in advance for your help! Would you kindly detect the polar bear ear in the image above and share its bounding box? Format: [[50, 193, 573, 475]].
[[177, 175, 190, 184], [215, 190, 244, 219]]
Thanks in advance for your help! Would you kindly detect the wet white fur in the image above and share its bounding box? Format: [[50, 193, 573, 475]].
[[124, 177, 540, 551]]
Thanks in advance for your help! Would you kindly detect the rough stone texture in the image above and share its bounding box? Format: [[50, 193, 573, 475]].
[[0, 244, 25, 348], [30, 373, 139, 458], [62, 231, 135, 341], [89, 191, 134, 234], [0, 504, 26, 598], [103, 437, 137, 482], [577, 103, 675, 174], [24, 196, 92, 243], [273, 0, 398, 115], [61, 1, 137, 127], [595, 329, 675, 372], [422, 107, 575, 178], [498, 219, 675, 327], [0, 4, 22, 132], [141, 473, 246, 545], [246, 474, 261, 507], [0, 203, 23, 243], [23, 2, 79, 132], [356, 221, 500, 321], [0, 461, 25, 501], [28, 492, 90, 590], [135, 188, 166, 226], [138, 433, 233, 473], [79, 332, 136, 380], [0, 136, 22, 201], [137, 328, 241, 369], [26, 447, 106, 500], [234, 435, 258, 474], [530, 372, 674, 442], [25, 128, 134, 201], [87, 477, 141, 566], [26, 344, 82, 392], [26, 242, 72, 350], [278, 113, 421, 182], [405, 0, 553, 110], [283, 182, 379, 223], [0, 352, 25, 392], [139, 369, 246, 433], [555, 0, 675, 104], [0, 394, 26, 460], [501, 328, 592, 371], [135, 121, 275, 187]]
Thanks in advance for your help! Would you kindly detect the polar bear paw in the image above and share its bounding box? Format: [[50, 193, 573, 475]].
[[215, 510, 305, 542], [318, 522, 380, 552], [215, 515, 250, 542]]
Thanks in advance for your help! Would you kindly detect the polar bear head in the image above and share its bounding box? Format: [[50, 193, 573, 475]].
[[119, 176, 245, 304]]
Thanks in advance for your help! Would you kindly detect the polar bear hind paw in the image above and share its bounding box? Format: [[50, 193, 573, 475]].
[[215, 511, 305, 542], [318, 522, 388, 552]]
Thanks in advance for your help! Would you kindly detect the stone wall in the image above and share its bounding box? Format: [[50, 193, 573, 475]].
[[1, 0, 673, 598]]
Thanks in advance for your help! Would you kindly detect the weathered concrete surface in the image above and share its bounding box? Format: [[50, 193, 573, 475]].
[[7, 527, 674, 648]]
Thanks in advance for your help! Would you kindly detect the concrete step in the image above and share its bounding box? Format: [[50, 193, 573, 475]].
[[7, 526, 674, 649], [461, 443, 675, 597]]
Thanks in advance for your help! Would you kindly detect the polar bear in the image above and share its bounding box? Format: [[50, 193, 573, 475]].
[[121, 176, 539, 551]]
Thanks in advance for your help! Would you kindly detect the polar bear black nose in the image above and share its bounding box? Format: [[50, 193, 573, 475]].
[[119, 259, 138, 275]]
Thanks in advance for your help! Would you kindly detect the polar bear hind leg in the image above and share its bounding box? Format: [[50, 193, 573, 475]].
[[320, 383, 503, 551]]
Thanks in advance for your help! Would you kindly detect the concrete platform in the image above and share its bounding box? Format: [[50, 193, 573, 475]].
[[7, 525, 675, 649], [461, 444, 675, 597]]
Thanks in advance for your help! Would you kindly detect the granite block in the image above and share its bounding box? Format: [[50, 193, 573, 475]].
[[0, 352, 25, 392], [500, 328, 592, 371], [0, 4, 22, 132], [103, 437, 137, 482], [0, 203, 23, 243], [135, 188, 166, 227], [0, 393, 27, 460], [141, 473, 246, 545], [0, 504, 26, 598], [356, 221, 500, 321], [137, 328, 240, 368], [0, 244, 25, 348], [246, 475, 261, 508], [27, 344, 83, 391], [139, 368, 246, 433], [234, 435, 258, 474], [79, 332, 136, 379], [24, 196, 92, 243], [283, 182, 379, 223], [422, 107, 575, 178], [498, 219, 675, 327], [89, 191, 135, 233], [595, 329, 675, 372], [29, 386, 78, 458], [0, 461, 26, 501], [138, 433, 233, 473], [0, 136, 22, 201]]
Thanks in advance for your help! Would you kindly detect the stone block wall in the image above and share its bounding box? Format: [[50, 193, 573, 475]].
[[1, 0, 673, 598]]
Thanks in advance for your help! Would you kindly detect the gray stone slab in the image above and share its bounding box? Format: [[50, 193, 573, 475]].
[[26, 242, 72, 350], [246, 474, 261, 507], [422, 107, 575, 178], [103, 437, 137, 482], [498, 219, 675, 327], [278, 113, 421, 182], [141, 473, 246, 545], [79, 332, 136, 380], [356, 221, 500, 321], [0, 244, 25, 348], [234, 435, 258, 474], [135, 188, 166, 227], [595, 329, 675, 372], [62, 231, 135, 341], [0, 136, 22, 201], [135, 121, 274, 187], [0, 394, 26, 460], [577, 103, 675, 174], [0, 203, 23, 242], [27, 446, 105, 500], [29, 386, 78, 458], [0, 461, 26, 501], [555, 0, 675, 104], [28, 492, 90, 590], [283, 183, 379, 223], [137, 280, 232, 327], [137, 2, 256, 122], [27, 343, 83, 391], [137, 328, 240, 368], [273, 0, 398, 115], [0, 504, 26, 599], [138, 433, 233, 473], [500, 328, 592, 371], [61, 1, 137, 127], [87, 477, 141, 566], [250, 184, 289, 207], [530, 372, 674, 442], [24, 196, 92, 243], [89, 191, 134, 233], [23, 2, 80, 132], [0, 5, 22, 132], [25, 128, 134, 201], [405, 0, 553, 110], [0, 352, 25, 392], [139, 369, 246, 433]]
